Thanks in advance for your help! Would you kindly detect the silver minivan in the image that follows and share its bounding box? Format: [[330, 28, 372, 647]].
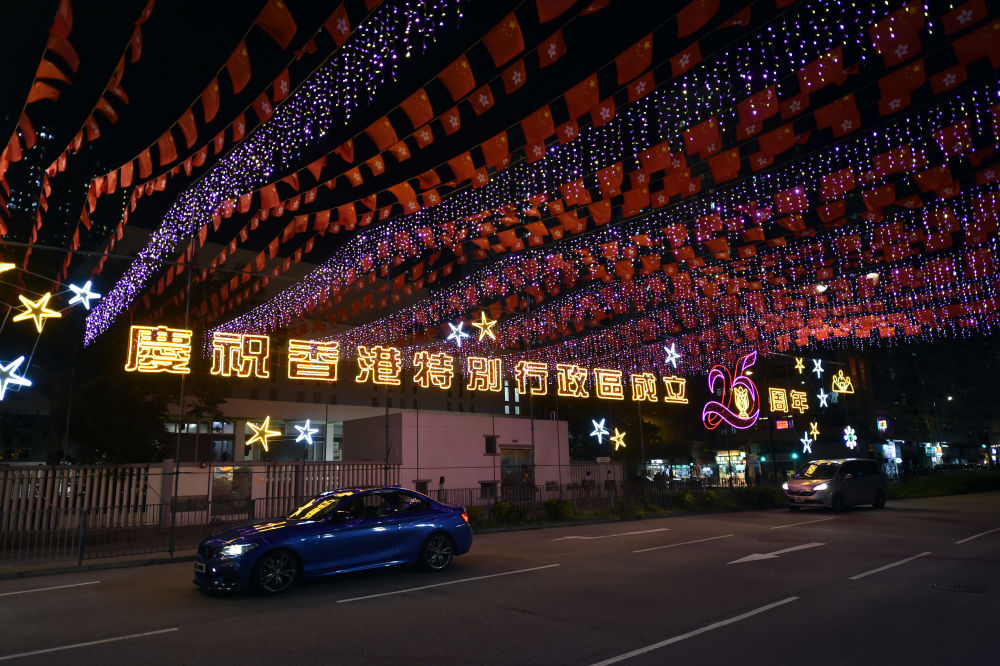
[[783, 458, 887, 510]]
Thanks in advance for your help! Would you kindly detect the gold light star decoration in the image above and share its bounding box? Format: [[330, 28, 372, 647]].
[[794, 357, 805, 374], [809, 421, 820, 438], [470, 310, 498, 341], [610, 428, 626, 451], [0, 262, 16, 274], [13, 293, 62, 333], [246, 416, 282, 452]]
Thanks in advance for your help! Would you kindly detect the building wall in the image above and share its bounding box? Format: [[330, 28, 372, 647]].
[[342, 411, 571, 491]]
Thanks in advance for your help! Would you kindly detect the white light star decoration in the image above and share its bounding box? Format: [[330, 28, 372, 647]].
[[590, 418, 609, 445], [294, 419, 320, 445], [0, 356, 33, 400], [663, 342, 682, 369], [68, 281, 101, 310], [816, 388, 829, 408], [446, 321, 471, 348], [800, 433, 813, 455], [812, 359, 824, 378], [843, 426, 858, 450]]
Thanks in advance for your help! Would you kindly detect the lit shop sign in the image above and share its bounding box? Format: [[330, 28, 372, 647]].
[[701, 352, 760, 430], [774, 419, 792, 430], [124, 325, 689, 402]]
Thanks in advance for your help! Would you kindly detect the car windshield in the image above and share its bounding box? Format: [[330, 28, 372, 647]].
[[793, 462, 839, 480], [286, 492, 354, 521]]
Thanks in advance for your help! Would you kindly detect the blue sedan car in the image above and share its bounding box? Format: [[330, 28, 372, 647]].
[[194, 487, 473, 594]]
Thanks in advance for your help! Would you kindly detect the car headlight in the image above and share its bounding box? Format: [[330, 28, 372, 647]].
[[814, 483, 828, 491], [782, 482, 788, 490], [220, 542, 259, 557]]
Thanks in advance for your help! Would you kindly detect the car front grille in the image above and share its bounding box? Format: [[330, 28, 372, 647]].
[[786, 488, 815, 496], [198, 545, 216, 560]]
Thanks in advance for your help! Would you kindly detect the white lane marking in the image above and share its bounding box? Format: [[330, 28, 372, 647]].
[[955, 527, 1000, 544], [554, 528, 670, 541], [0, 628, 178, 661], [634, 534, 734, 553], [336, 564, 560, 603], [0, 581, 100, 597], [590, 597, 799, 665], [728, 542, 825, 565], [770, 517, 836, 530], [849, 551, 932, 580]]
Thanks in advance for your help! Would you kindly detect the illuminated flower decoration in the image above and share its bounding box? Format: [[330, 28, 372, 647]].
[[446, 321, 471, 348], [590, 418, 609, 445], [843, 425, 858, 450]]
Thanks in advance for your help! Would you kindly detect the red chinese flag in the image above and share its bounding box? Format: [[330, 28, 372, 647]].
[[365, 117, 398, 151], [536, 0, 575, 23], [177, 108, 197, 148], [388, 183, 419, 212], [260, 183, 279, 210], [36, 58, 70, 84], [669, 42, 701, 76], [202, 77, 220, 122], [868, 2, 924, 67], [417, 169, 441, 190], [138, 149, 152, 178], [120, 161, 133, 188], [26, 81, 60, 104], [324, 4, 351, 46], [677, 0, 719, 37], [482, 131, 509, 168], [334, 139, 354, 163], [942, 0, 987, 34], [538, 30, 567, 68], [639, 141, 672, 173], [933, 120, 972, 158], [596, 162, 623, 198], [797, 47, 847, 93], [522, 105, 555, 144], [615, 34, 653, 84], [878, 59, 925, 98], [439, 54, 475, 101], [45, 34, 79, 72], [952, 20, 1000, 67], [157, 131, 177, 166], [256, 0, 297, 49], [447, 152, 476, 183], [820, 168, 855, 201], [400, 88, 433, 128], [682, 116, 719, 155], [226, 41, 251, 94], [708, 148, 740, 183], [774, 186, 808, 213], [758, 123, 794, 156], [482, 13, 524, 67], [502, 60, 527, 94], [564, 75, 599, 119]]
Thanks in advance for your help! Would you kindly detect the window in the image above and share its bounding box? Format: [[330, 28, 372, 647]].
[[484, 435, 498, 454], [296, 391, 305, 402], [414, 480, 429, 494], [480, 482, 497, 499], [268, 389, 277, 401], [503, 379, 520, 415], [394, 492, 430, 513]]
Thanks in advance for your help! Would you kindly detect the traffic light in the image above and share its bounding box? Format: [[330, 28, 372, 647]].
[[760, 456, 767, 462], [791, 452, 799, 460]]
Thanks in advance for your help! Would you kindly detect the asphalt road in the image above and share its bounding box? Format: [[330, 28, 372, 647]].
[[1, 492, 998, 665]]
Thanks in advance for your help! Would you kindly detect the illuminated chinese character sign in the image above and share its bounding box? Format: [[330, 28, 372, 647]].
[[701, 352, 760, 430]]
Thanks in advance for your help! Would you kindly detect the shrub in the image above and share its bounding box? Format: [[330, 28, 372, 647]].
[[674, 490, 696, 510], [466, 505, 484, 528], [493, 502, 527, 524], [542, 498, 573, 522]]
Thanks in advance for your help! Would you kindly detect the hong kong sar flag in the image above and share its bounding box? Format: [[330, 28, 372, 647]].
[[868, 2, 924, 67]]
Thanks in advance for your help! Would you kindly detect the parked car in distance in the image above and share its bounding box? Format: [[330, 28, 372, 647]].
[[783, 458, 887, 511], [194, 487, 473, 594]]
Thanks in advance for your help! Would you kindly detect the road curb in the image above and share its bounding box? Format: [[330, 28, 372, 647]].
[[0, 553, 196, 581]]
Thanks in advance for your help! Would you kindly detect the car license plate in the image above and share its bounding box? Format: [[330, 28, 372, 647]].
[[195, 562, 206, 574], [794, 496, 805, 503]]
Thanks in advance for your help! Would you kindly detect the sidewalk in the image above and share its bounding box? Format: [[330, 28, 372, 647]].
[[0, 548, 198, 581]]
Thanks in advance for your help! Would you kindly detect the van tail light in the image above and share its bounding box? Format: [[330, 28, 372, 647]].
[[461, 510, 469, 524]]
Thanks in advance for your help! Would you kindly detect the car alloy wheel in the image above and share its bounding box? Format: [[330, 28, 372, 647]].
[[421, 534, 454, 571], [255, 550, 299, 594]]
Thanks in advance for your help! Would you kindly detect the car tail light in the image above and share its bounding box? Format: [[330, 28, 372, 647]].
[[461, 510, 469, 524]]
